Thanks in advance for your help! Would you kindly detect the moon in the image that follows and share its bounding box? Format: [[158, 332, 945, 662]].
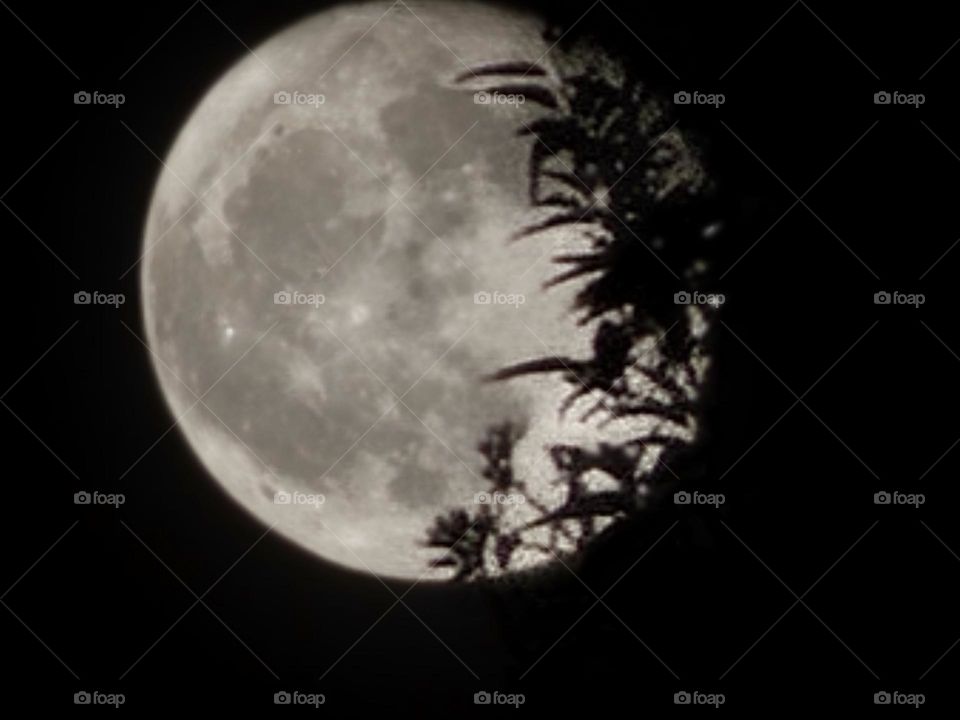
[[141, 0, 705, 580]]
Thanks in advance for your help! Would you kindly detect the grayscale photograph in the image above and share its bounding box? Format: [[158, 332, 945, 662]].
[[1, 0, 955, 713]]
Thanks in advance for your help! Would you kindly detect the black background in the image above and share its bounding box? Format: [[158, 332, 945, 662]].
[[2, 0, 959, 713]]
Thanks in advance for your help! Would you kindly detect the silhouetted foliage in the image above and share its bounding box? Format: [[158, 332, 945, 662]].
[[426, 43, 723, 580]]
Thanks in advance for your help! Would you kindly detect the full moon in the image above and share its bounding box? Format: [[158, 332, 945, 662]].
[[141, 0, 711, 581]]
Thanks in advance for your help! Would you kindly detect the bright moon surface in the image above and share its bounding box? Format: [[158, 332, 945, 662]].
[[142, 0, 685, 580]]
